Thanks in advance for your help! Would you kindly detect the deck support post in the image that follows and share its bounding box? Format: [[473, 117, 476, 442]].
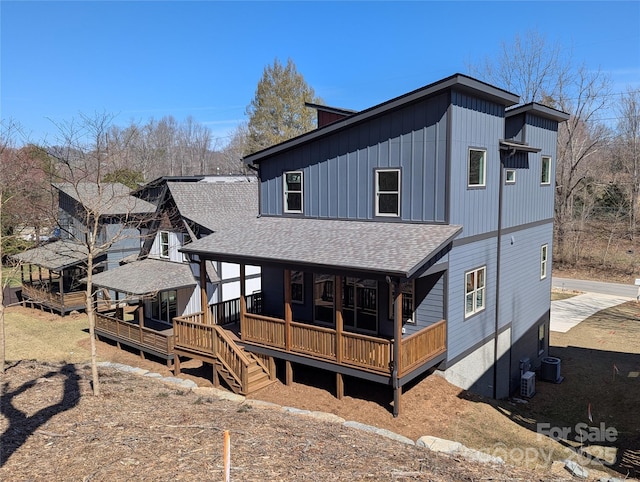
[[199, 258, 209, 324], [336, 373, 344, 400], [174, 355, 181, 375], [284, 269, 292, 351], [212, 362, 220, 388], [392, 279, 403, 418], [285, 360, 293, 386]]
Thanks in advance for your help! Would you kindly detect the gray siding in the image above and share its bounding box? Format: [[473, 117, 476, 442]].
[[501, 113, 559, 228], [260, 93, 449, 223], [498, 223, 552, 340], [447, 91, 505, 237], [446, 237, 497, 362]]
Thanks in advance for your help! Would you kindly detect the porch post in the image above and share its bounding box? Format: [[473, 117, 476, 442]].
[[392, 281, 403, 417], [59, 271, 65, 316], [240, 263, 246, 328], [335, 275, 344, 399], [137, 301, 144, 327], [284, 269, 292, 351], [199, 258, 209, 324]]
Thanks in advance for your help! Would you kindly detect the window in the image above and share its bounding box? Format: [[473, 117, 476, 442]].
[[375, 169, 400, 217], [468, 149, 486, 187], [291, 270, 304, 304], [284, 171, 303, 213], [388, 281, 415, 323], [343, 277, 378, 332], [151, 290, 177, 324], [160, 231, 170, 258], [313, 274, 334, 325], [181, 232, 192, 262], [540, 244, 548, 279], [505, 169, 516, 184], [465, 267, 486, 317], [538, 323, 546, 355], [541, 156, 551, 185]]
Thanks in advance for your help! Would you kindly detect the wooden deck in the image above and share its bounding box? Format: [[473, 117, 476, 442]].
[[21, 282, 86, 315], [173, 302, 446, 379], [95, 311, 175, 365]]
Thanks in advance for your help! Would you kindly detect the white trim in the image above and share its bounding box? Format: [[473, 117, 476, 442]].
[[375, 168, 401, 217], [468, 148, 487, 187], [540, 244, 548, 279], [541, 156, 551, 185], [464, 266, 486, 318], [283, 171, 303, 214]]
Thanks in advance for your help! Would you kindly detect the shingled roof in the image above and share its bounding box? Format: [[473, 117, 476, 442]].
[[54, 182, 155, 216], [11, 240, 93, 271], [89, 258, 197, 295], [167, 180, 259, 232], [182, 217, 462, 278]]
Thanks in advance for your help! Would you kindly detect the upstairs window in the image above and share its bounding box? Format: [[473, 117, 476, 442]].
[[505, 169, 516, 184], [160, 231, 170, 258], [181, 232, 192, 262], [375, 169, 400, 217], [465, 266, 486, 318], [540, 244, 548, 279], [468, 149, 486, 187], [284, 171, 303, 213], [541, 156, 551, 185]]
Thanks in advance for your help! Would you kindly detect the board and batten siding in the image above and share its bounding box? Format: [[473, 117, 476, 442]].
[[446, 237, 497, 363], [498, 223, 553, 340], [447, 91, 506, 238], [259, 93, 449, 222]]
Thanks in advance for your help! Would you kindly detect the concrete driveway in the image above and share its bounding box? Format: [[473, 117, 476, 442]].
[[550, 277, 637, 333]]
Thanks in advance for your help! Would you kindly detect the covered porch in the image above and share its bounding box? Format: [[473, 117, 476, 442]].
[[180, 217, 461, 416], [11, 240, 104, 316], [89, 257, 199, 365]]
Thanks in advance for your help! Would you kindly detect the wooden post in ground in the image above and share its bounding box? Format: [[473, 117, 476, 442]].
[[285, 360, 293, 386], [392, 282, 403, 417]]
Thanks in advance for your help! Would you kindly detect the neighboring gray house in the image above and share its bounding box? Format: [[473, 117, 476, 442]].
[[179, 73, 569, 415], [12, 182, 155, 315], [88, 177, 261, 363], [55, 182, 156, 270]]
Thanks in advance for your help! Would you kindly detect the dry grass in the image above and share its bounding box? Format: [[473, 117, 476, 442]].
[[2, 301, 639, 480], [4, 307, 90, 363]]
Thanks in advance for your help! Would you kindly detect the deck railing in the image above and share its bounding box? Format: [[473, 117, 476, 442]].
[[22, 282, 85, 311], [399, 320, 447, 377], [211, 292, 262, 325], [173, 316, 215, 354], [173, 294, 446, 378], [95, 312, 174, 356]]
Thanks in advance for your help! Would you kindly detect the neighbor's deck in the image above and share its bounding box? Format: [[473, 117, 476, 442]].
[[21, 281, 86, 315]]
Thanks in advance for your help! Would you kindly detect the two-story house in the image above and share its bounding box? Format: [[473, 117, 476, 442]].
[[89, 176, 262, 367], [173, 74, 568, 416], [13, 182, 155, 316]]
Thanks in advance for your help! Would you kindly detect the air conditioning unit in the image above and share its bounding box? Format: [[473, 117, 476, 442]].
[[541, 357, 562, 383], [520, 371, 536, 398]]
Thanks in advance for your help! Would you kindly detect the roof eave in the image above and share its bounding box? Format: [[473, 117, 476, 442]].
[[245, 73, 520, 165]]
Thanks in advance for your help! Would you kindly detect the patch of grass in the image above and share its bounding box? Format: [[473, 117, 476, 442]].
[[157, 391, 169, 398], [4, 307, 90, 363], [551, 289, 581, 301]]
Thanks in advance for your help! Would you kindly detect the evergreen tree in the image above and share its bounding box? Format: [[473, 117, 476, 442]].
[[245, 58, 322, 154]]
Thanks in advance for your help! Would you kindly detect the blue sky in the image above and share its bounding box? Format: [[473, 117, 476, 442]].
[[2, 1, 639, 146]]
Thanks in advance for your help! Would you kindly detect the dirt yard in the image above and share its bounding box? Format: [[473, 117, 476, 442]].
[[2, 301, 639, 481]]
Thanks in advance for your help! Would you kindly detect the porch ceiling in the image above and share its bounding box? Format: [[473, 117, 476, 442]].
[[11, 239, 94, 271], [90, 258, 197, 295], [182, 217, 462, 279]]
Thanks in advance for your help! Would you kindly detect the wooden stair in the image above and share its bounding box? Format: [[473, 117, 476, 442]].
[[212, 325, 275, 395]]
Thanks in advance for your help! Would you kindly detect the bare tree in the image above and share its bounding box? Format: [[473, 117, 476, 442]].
[[48, 112, 155, 395], [469, 30, 569, 104], [0, 120, 38, 373], [616, 88, 640, 239]]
